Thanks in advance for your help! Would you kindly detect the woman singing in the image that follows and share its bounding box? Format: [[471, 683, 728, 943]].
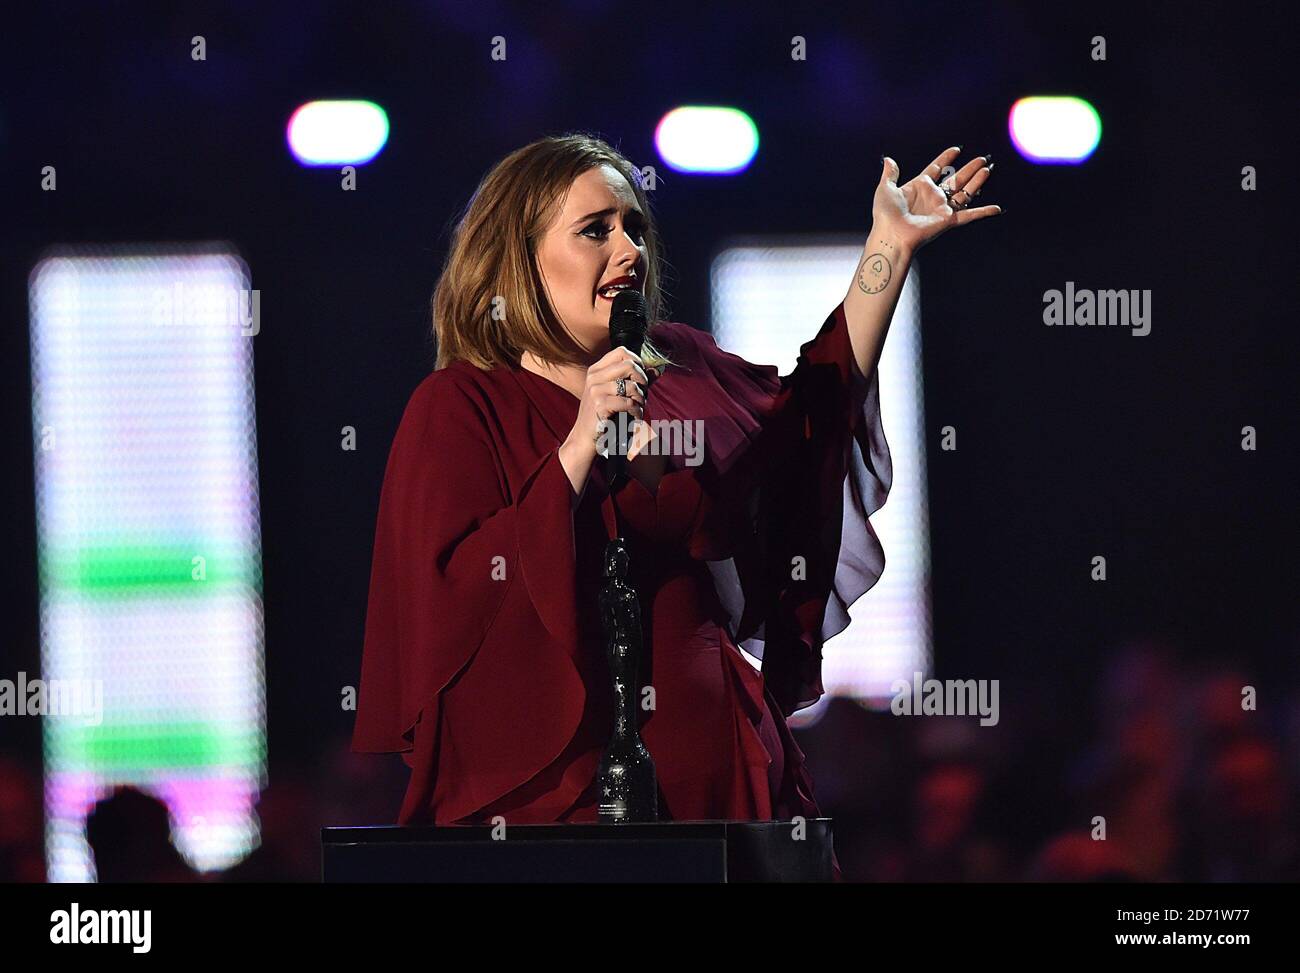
[[351, 133, 1000, 875]]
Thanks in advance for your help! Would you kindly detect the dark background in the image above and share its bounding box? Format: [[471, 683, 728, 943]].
[[2, 1, 1296, 881]]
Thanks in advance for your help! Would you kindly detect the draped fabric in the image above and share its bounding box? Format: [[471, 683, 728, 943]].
[[352, 299, 893, 880]]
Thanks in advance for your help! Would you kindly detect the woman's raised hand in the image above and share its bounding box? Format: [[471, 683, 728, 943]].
[[872, 147, 1002, 254]]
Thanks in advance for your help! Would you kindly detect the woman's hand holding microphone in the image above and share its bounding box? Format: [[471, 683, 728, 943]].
[[558, 347, 651, 502]]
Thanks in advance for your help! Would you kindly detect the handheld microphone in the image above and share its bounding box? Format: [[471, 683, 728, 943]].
[[607, 289, 649, 476]]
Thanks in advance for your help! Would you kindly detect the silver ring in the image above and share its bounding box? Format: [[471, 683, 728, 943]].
[[615, 377, 626, 397], [942, 184, 955, 202]]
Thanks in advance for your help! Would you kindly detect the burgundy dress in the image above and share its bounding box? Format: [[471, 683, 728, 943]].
[[352, 298, 892, 872]]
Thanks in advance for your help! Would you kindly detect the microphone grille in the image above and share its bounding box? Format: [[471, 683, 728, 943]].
[[609, 288, 648, 349]]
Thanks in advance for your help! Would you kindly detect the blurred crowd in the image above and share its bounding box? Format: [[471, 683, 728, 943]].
[[1, 638, 1296, 882], [812, 639, 1300, 881]]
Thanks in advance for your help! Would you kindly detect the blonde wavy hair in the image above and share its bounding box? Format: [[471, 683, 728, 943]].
[[432, 133, 675, 373]]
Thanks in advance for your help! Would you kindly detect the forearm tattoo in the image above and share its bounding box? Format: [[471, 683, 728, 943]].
[[856, 244, 895, 295]]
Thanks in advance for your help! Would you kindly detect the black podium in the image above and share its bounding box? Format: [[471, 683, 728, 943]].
[[321, 819, 834, 883]]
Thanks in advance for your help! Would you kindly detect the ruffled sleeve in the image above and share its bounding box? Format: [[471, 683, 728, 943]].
[[350, 367, 586, 779], [675, 300, 893, 717]]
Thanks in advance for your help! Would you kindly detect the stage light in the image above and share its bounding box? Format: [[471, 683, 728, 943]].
[[654, 106, 758, 174], [710, 242, 932, 710], [286, 100, 389, 166], [29, 245, 267, 882], [1008, 96, 1101, 164]]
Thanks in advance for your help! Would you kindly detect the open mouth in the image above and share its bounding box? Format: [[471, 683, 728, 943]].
[[596, 279, 639, 302]]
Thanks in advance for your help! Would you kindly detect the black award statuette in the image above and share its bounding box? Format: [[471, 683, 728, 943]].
[[595, 537, 658, 823]]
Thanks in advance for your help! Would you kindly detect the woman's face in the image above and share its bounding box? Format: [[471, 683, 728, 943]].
[[534, 164, 648, 359]]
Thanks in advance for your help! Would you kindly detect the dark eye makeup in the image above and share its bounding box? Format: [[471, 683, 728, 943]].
[[581, 217, 645, 241]]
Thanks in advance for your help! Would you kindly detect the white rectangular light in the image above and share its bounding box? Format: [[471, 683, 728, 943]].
[[710, 240, 931, 711], [29, 245, 267, 882]]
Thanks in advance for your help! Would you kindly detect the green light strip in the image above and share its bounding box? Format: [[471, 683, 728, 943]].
[[41, 545, 261, 595], [47, 722, 266, 770]]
